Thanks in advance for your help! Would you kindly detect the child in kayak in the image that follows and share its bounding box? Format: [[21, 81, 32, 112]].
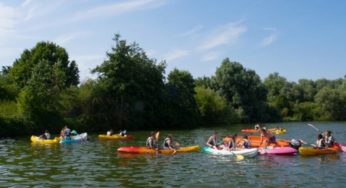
[[254, 124, 261, 130], [39, 130, 51, 140], [219, 136, 231, 150], [259, 128, 276, 147], [323, 130, 335, 148], [242, 135, 251, 149], [316, 134, 325, 148], [146, 132, 158, 149], [163, 135, 175, 150], [119, 130, 127, 137], [206, 131, 218, 149], [107, 129, 113, 136]]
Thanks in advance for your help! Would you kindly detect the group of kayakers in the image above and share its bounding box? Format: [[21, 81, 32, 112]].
[[106, 129, 128, 137], [38, 125, 79, 140], [204, 124, 338, 151], [316, 130, 335, 148], [206, 131, 251, 150]]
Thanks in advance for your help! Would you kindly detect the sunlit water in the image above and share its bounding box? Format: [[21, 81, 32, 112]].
[[1, 122, 346, 187]]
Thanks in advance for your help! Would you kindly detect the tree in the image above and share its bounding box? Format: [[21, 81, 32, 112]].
[[195, 86, 239, 124], [9, 41, 79, 89], [314, 87, 346, 120], [91, 34, 166, 130], [165, 69, 200, 127], [212, 58, 268, 122]]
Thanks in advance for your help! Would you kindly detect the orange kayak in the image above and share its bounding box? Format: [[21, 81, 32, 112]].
[[237, 136, 290, 147]]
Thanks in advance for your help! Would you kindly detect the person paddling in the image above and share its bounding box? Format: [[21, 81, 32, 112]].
[[146, 132, 158, 149], [259, 128, 276, 147], [206, 131, 218, 149], [107, 129, 114, 136]]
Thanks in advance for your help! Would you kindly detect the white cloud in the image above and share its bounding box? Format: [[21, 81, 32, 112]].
[[163, 49, 189, 62], [72, 0, 166, 21], [261, 27, 278, 47], [201, 51, 219, 62], [179, 25, 204, 37], [199, 21, 247, 50]]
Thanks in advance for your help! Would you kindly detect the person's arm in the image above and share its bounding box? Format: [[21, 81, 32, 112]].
[[206, 137, 212, 147]]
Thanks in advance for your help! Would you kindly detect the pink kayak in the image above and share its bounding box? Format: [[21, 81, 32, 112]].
[[337, 143, 346, 152], [259, 146, 297, 155]]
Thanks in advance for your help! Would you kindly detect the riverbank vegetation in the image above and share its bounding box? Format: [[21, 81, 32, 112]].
[[1, 34, 346, 137]]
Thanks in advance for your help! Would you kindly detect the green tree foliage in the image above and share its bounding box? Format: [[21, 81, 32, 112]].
[[165, 69, 200, 128], [195, 86, 239, 124], [212, 58, 268, 122], [314, 87, 346, 120], [9, 41, 79, 89], [91, 34, 166, 131]]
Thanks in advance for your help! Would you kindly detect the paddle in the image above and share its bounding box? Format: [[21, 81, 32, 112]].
[[307, 123, 320, 132], [155, 131, 160, 151]]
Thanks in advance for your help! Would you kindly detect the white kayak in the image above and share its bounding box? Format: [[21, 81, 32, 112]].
[[202, 147, 258, 157]]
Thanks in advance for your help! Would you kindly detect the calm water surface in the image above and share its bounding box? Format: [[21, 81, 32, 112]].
[[1, 122, 346, 187]]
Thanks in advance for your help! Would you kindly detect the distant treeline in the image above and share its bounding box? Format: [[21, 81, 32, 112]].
[[1, 34, 346, 137]]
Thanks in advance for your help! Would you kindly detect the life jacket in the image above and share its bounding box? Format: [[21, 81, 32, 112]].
[[163, 137, 171, 148], [208, 136, 217, 146]]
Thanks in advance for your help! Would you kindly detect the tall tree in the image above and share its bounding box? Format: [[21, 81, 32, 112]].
[[91, 34, 166, 130], [213, 58, 268, 122], [165, 69, 199, 127]]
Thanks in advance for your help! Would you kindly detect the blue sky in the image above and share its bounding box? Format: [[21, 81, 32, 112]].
[[1, 0, 346, 82]]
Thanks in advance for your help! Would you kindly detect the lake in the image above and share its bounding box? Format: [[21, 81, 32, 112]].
[[1, 122, 346, 187]]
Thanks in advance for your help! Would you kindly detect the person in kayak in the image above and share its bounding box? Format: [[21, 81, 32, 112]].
[[163, 135, 175, 150], [206, 131, 218, 149], [324, 130, 335, 148], [242, 135, 251, 149], [39, 130, 51, 140], [254, 124, 261, 130], [63, 126, 71, 139], [229, 134, 238, 149], [146, 132, 158, 149], [316, 134, 325, 148], [219, 136, 231, 150], [259, 128, 276, 147], [107, 129, 113, 136], [119, 130, 127, 137]]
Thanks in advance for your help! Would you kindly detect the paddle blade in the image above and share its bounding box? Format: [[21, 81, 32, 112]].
[[307, 124, 319, 132], [236, 155, 244, 161], [155, 132, 160, 140]]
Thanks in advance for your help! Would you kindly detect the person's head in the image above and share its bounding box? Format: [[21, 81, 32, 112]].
[[167, 134, 172, 139], [317, 134, 323, 140], [232, 134, 238, 139], [326, 130, 332, 136], [150, 131, 155, 137], [243, 135, 248, 139], [213, 131, 218, 137], [45, 130, 49, 133], [260, 128, 267, 133]]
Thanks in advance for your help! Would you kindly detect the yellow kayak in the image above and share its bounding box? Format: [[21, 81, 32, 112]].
[[98, 134, 134, 140], [31, 136, 60, 144]]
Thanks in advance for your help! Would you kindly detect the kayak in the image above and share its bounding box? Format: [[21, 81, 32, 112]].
[[31, 136, 60, 144], [117, 145, 200, 154], [259, 146, 297, 155], [98, 134, 134, 140], [246, 136, 290, 147], [299, 145, 341, 156], [202, 147, 258, 157], [337, 143, 346, 152], [60, 133, 88, 144], [241, 128, 286, 135]]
